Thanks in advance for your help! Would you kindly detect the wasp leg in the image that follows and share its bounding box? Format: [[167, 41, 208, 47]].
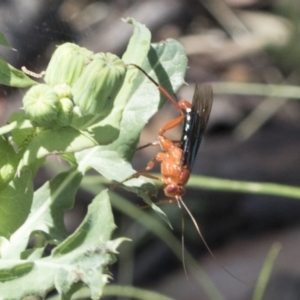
[[159, 115, 185, 136], [136, 140, 160, 151], [138, 198, 176, 210], [114, 155, 161, 189]]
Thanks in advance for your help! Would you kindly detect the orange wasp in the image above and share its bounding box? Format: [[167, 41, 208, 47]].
[[126, 63, 213, 203], [120, 64, 219, 258], [122, 65, 245, 283]]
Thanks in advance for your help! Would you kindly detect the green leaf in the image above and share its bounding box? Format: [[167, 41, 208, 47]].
[[9, 113, 35, 147], [0, 168, 83, 259], [0, 32, 13, 49], [0, 190, 126, 300], [51, 190, 125, 299], [0, 58, 38, 87], [0, 261, 34, 282], [76, 148, 148, 182], [76, 148, 171, 227], [0, 135, 20, 190], [0, 169, 33, 238], [53, 190, 117, 255], [104, 38, 187, 160], [17, 127, 98, 173], [0, 113, 33, 139]]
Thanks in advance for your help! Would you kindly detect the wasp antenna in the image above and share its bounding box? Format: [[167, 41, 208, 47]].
[[177, 198, 193, 286], [126, 63, 159, 87], [178, 197, 247, 285], [126, 63, 182, 113]]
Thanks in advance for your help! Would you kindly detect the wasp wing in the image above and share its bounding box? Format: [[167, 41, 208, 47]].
[[180, 84, 213, 170]]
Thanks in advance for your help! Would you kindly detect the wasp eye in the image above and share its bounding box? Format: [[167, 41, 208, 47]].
[[164, 185, 185, 197]]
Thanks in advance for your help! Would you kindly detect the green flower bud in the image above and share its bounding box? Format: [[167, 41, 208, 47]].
[[73, 105, 83, 118], [72, 52, 126, 116], [23, 84, 60, 127], [56, 97, 74, 126], [53, 83, 72, 99], [44, 43, 93, 87]]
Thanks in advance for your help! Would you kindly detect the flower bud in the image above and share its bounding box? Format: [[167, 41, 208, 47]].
[[56, 97, 74, 126], [73, 105, 83, 118], [44, 43, 93, 87], [23, 84, 60, 127], [72, 52, 126, 116], [53, 83, 72, 99]]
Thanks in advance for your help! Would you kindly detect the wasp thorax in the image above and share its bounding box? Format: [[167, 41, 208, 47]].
[[72, 52, 126, 116], [44, 43, 93, 87]]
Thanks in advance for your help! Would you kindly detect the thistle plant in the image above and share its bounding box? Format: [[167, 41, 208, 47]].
[[0, 18, 187, 299]]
